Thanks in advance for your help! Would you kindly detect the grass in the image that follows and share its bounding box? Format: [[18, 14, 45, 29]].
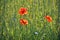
[[0, 0, 59, 40]]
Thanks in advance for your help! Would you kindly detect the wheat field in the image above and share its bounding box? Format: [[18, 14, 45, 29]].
[[0, 0, 60, 40]]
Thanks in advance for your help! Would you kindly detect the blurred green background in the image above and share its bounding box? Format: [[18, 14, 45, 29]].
[[0, 0, 60, 40]]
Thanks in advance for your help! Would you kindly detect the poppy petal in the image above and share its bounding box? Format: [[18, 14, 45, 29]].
[[45, 15, 52, 22], [20, 19, 28, 25], [19, 7, 28, 15]]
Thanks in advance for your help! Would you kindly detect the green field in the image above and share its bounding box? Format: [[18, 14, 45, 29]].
[[0, 0, 60, 40]]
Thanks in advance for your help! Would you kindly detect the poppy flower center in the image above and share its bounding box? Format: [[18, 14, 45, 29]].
[[21, 10, 26, 14]]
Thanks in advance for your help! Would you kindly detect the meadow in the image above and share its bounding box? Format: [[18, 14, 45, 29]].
[[0, 0, 60, 40]]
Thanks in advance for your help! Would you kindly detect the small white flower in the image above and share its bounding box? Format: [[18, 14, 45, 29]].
[[34, 32, 38, 35]]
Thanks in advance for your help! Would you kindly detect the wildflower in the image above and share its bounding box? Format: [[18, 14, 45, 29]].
[[19, 7, 28, 15], [45, 15, 52, 22], [34, 32, 38, 35], [20, 19, 28, 25]]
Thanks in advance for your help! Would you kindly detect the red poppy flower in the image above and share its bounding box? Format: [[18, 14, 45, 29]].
[[19, 7, 28, 15], [20, 19, 28, 25], [45, 15, 52, 22]]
